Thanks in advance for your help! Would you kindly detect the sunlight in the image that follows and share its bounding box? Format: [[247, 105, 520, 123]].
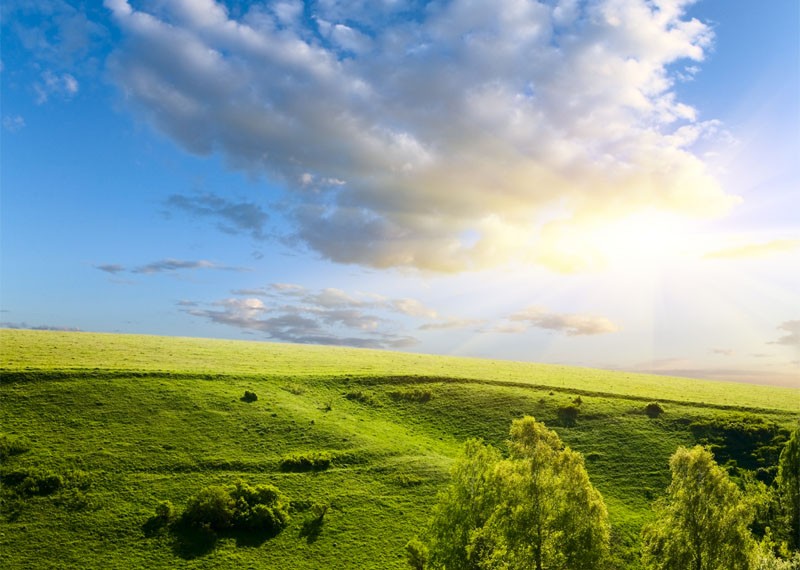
[[579, 211, 701, 269]]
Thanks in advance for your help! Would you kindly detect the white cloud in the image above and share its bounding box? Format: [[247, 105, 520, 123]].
[[34, 70, 79, 104], [2, 115, 26, 132], [507, 306, 619, 336], [106, 0, 736, 272], [770, 320, 800, 348], [183, 283, 429, 348]]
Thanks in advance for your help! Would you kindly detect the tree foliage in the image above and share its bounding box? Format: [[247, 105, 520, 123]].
[[641, 445, 756, 570], [423, 416, 610, 570], [776, 425, 800, 552]]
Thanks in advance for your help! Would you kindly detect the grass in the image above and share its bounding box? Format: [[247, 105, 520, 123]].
[[0, 329, 797, 569]]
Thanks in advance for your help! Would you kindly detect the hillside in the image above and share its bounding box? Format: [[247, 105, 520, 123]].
[[1, 329, 797, 569]]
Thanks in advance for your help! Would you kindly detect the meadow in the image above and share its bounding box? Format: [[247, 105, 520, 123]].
[[1, 329, 797, 569]]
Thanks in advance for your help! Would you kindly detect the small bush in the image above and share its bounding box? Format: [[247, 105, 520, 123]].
[[389, 388, 432, 403], [406, 537, 429, 570], [645, 402, 665, 418], [181, 482, 290, 534], [0, 434, 30, 460], [241, 390, 258, 403], [155, 500, 176, 522], [2, 468, 64, 497], [344, 390, 377, 406], [230, 482, 290, 532], [183, 485, 236, 530], [557, 404, 580, 426], [280, 452, 332, 472]]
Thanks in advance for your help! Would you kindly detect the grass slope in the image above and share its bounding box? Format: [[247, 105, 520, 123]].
[[1, 329, 798, 569]]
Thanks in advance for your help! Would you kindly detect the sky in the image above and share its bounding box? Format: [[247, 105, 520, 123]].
[[1, 0, 798, 387]]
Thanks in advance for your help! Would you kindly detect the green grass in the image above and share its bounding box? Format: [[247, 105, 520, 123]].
[[1, 329, 797, 569]]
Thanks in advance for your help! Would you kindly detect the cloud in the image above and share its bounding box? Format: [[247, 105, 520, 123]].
[[96, 258, 247, 275], [183, 284, 426, 348], [34, 70, 79, 104], [95, 263, 126, 274], [506, 306, 619, 336], [418, 318, 484, 331], [770, 320, 800, 348], [2, 115, 25, 132], [1, 321, 80, 332], [703, 239, 800, 260], [711, 348, 734, 356], [105, 0, 736, 272], [166, 192, 269, 240]]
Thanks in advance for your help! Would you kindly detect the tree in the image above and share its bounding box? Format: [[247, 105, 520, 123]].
[[422, 416, 610, 570], [776, 424, 800, 552], [641, 445, 756, 570]]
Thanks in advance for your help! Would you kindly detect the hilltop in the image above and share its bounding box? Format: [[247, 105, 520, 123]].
[[1, 329, 797, 569]]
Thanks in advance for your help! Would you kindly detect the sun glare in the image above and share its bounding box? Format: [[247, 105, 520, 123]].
[[587, 211, 698, 269]]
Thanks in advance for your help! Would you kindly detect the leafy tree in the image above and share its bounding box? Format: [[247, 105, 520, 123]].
[[776, 425, 800, 551], [641, 445, 756, 570], [423, 416, 610, 570]]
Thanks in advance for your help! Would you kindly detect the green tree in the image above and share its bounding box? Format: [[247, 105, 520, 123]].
[[776, 425, 800, 551], [641, 445, 756, 570], [423, 416, 610, 570]]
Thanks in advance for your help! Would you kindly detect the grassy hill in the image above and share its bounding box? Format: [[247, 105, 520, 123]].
[[1, 329, 797, 569]]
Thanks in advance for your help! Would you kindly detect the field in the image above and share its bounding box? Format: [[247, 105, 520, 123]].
[[1, 329, 798, 569]]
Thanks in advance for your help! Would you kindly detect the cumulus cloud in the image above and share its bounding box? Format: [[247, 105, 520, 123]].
[[506, 306, 619, 336], [770, 320, 800, 348], [166, 192, 269, 240], [703, 238, 800, 260], [105, 0, 736, 272], [183, 283, 428, 348]]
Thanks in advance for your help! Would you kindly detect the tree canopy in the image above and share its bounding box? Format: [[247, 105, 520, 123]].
[[423, 416, 610, 570], [641, 445, 756, 570], [776, 424, 800, 552]]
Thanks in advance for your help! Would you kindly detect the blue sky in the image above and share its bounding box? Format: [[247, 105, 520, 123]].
[[1, 0, 798, 387]]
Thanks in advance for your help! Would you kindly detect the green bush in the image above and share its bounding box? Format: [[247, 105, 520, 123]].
[[241, 390, 258, 402], [557, 404, 580, 426], [344, 390, 377, 405], [155, 500, 176, 522], [181, 482, 290, 534], [0, 434, 30, 460], [280, 452, 332, 472], [389, 388, 432, 403], [645, 402, 665, 418], [230, 482, 290, 532], [183, 485, 236, 530], [2, 468, 64, 496]]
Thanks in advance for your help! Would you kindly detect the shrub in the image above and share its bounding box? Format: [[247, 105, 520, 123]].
[[155, 500, 176, 522], [557, 404, 580, 426], [644, 402, 665, 418], [181, 482, 290, 534], [406, 537, 429, 570], [230, 482, 290, 532], [183, 485, 236, 530], [0, 434, 30, 460], [389, 388, 432, 403], [3, 468, 65, 496], [241, 390, 258, 403], [280, 452, 332, 472], [344, 390, 377, 405]]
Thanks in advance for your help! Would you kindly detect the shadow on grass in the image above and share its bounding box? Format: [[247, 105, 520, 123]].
[[142, 517, 282, 559], [299, 510, 327, 544]]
